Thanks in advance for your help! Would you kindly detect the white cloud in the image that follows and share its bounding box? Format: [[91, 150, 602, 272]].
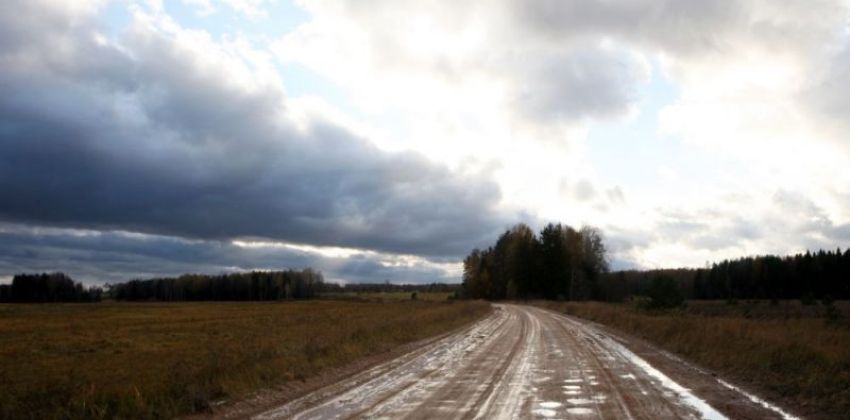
[[271, 0, 850, 269], [4, 0, 850, 281]]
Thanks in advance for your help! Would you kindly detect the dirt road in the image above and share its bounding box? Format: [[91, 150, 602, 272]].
[[254, 304, 799, 419]]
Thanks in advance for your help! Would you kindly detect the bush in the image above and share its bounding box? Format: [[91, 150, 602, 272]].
[[824, 300, 842, 324], [647, 275, 684, 309], [631, 295, 652, 311]]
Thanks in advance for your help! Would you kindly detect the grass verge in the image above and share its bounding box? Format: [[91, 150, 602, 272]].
[[532, 300, 850, 420], [0, 300, 489, 419]]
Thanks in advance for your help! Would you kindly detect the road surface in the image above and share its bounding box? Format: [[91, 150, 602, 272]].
[[254, 304, 799, 420]]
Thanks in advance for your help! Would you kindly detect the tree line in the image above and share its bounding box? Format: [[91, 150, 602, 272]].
[[0, 269, 462, 303], [462, 223, 608, 300], [0, 273, 103, 302], [321, 282, 461, 294], [110, 269, 325, 301], [7, 246, 848, 304], [600, 249, 850, 302]]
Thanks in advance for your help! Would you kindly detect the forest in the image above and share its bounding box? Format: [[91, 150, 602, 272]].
[[109, 269, 325, 301], [461, 223, 608, 300], [602, 249, 850, 302], [462, 223, 850, 302], [0, 270, 460, 303], [0, 273, 102, 302], [5, 233, 849, 303]]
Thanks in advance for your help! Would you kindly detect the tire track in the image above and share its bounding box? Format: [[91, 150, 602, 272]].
[[464, 308, 534, 420], [255, 308, 509, 419], [537, 307, 635, 419], [256, 304, 792, 420]]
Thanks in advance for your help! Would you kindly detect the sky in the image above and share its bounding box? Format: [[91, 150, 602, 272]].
[[2, 0, 850, 285]]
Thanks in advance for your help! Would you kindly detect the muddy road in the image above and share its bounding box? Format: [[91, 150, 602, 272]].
[[254, 305, 799, 419]]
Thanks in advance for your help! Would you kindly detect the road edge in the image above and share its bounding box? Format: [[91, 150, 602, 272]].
[[531, 304, 804, 420], [186, 302, 494, 420]]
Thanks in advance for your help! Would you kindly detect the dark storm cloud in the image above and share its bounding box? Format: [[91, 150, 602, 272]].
[[0, 224, 457, 285], [0, 2, 511, 259]]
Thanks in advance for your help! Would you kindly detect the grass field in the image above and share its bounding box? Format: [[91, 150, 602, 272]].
[[321, 291, 456, 302], [534, 300, 850, 419], [0, 300, 489, 419]]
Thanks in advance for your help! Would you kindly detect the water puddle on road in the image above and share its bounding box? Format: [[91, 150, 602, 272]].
[[566, 407, 595, 415], [533, 401, 563, 418], [532, 408, 558, 418], [566, 398, 593, 405]]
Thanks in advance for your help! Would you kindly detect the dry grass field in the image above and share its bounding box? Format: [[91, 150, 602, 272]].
[[322, 291, 456, 302], [534, 300, 850, 419], [0, 300, 489, 419]]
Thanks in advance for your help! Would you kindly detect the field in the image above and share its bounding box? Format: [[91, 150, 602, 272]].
[[534, 300, 850, 419], [0, 300, 489, 419], [321, 291, 456, 302]]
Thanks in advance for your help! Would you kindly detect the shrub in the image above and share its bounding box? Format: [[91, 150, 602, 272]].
[[647, 275, 684, 309]]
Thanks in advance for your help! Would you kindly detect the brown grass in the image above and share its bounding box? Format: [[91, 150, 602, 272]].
[[533, 300, 850, 420], [321, 291, 456, 302], [0, 300, 489, 419]]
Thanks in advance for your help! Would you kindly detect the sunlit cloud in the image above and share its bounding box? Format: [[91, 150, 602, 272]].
[[2, 0, 850, 283]]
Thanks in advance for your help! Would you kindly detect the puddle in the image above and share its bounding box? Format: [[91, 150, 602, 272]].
[[532, 408, 558, 417], [566, 407, 595, 415], [566, 398, 593, 405]]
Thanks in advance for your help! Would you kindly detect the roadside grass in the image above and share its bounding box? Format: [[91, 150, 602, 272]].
[[534, 300, 850, 420], [0, 300, 489, 419]]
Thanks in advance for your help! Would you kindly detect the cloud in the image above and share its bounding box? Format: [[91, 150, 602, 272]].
[[276, 0, 650, 131], [280, 0, 844, 130], [0, 1, 512, 260], [572, 179, 597, 201], [511, 46, 647, 123], [3, 0, 850, 282], [508, 0, 834, 56], [609, 188, 850, 269], [606, 187, 625, 205], [804, 39, 850, 137], [0, 224, 459, 285]]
